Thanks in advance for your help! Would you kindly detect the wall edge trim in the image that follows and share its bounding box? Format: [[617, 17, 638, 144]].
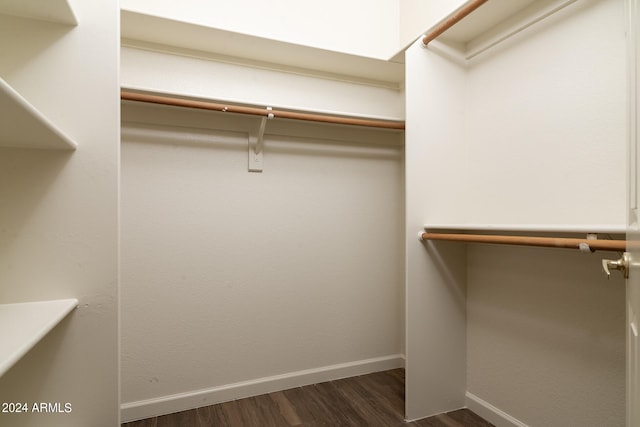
[[465, 391, 529, 427]]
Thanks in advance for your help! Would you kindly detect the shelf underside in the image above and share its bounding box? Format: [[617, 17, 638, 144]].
[[438, 0, 575, 59], [424, 223, 626, 234], [0, 77, 77, 150], [0, 299, 78, 377], [0, 0, 77, 25]]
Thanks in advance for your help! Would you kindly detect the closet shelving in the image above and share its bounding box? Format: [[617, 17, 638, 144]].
[[418, 0, 625, 252], [0, 0, 77, 150], [0, 78, 77, 150], [120, 10, 403, 87], [421, 224, 627, 252], [0, 0, 79, 378], [426, 0, 574, 60], [0, 0, 77, 25], [423, 223, 626, 234], [0, 299, 78, 377], [408, 0, 626, 423]]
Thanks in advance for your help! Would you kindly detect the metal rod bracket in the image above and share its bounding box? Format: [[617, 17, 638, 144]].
[[248, 107, 273, 173]]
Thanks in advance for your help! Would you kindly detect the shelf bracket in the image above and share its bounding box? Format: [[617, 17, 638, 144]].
[[248, 107, 273, 172]]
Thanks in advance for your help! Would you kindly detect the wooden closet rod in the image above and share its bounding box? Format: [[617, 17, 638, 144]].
[[420, 232, 627, 252], [121, 91, 405, 130], [422, 0, 488, 46]]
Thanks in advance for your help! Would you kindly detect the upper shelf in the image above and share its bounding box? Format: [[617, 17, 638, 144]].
[[0, 298, 78, 378], [120, 10, 404, 88], [436, 0, 575, 59], [0, 0, 77, 25], [0, 77, 77, 150], [424, 223, 626, 234]]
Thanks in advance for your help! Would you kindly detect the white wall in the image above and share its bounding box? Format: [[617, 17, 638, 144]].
[[416, 0, 626, 228], [467, 244, 625, 427], [405, 0, 626, 424], [120, 102, 405, 421], [121, 0, 399, 60], [0, 0, 120, 425], [460, 0, 626, 227]]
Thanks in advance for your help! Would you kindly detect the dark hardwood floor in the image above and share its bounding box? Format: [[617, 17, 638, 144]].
[[122, 369, 494, 427]]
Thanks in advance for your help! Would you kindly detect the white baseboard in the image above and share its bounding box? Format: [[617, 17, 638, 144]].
[[465, 392, 529, 427], [121, 354, 405, 423]]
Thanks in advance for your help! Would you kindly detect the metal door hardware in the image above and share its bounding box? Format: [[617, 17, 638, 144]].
[[602, 252, 630, 279]]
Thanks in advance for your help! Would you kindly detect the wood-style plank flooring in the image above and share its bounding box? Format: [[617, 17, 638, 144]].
[[122, 369, 494, 427]]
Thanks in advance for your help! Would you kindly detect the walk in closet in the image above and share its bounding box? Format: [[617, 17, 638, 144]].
[[0, 0, 635, 426]]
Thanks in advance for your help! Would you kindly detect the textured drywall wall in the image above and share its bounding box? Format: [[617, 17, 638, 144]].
[[467, 244, 625, 427], [120, 102, 405, 417]]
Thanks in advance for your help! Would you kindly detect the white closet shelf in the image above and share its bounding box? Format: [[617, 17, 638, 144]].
[[120, 11, 403, 86], [0, 78, 77, 150], [0, 298, 78, 378], [435, 0, 575, 59], [0, 0, 77, 25], [424, 224, 626, 234]]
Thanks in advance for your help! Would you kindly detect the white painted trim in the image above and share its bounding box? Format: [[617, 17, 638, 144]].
[[121, 354, 405, 423], [424, 223, 626, 234], [465, 392, 529, 427]]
